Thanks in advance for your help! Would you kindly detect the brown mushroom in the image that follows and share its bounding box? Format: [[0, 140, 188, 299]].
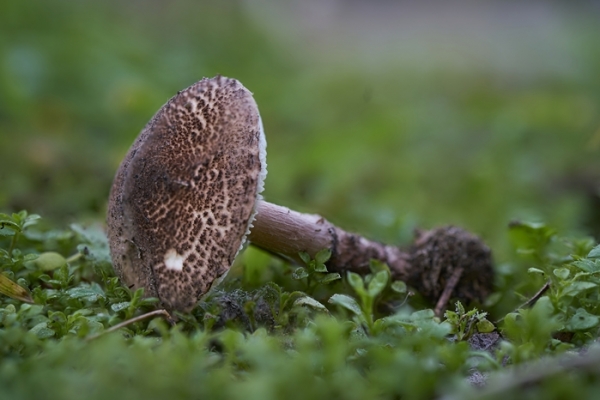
[[107, 76, 494, 313]]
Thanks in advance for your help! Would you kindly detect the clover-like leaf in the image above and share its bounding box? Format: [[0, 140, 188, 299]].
[[553, 267, 570, 280], [391, 280, 407, 295]]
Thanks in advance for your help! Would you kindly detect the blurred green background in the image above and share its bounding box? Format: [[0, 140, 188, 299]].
[[1, 0, 600, 267]]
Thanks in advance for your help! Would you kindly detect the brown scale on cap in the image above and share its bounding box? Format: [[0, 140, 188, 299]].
[[107, 76, 264, 312]]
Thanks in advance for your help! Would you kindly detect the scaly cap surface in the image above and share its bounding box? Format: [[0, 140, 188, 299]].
[[107, 76, 266, 311]]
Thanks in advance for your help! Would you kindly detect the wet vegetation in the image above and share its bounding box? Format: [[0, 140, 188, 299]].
[[2, 1, 600, 399]]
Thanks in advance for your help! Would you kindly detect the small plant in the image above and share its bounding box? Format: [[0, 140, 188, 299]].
[[0, 211, 41, 258], [499, 296, 564, 364], [328, 262, 409, 335], [509, 221, 600, 345], [5, 210, 600, 400], [444, 301, 494, 341], [294, 249, 341, 292]]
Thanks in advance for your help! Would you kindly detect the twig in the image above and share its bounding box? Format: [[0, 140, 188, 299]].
[[86, 309, 174, 341], [519, 280, 551, 309], [495, 281, 551, 324], [434, 266, 464, 317]]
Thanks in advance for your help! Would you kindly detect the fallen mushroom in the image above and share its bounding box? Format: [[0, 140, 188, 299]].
[[107, 75, 494, 313]]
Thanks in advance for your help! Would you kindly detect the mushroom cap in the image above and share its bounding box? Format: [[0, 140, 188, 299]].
[[107, 76, 266, 312]]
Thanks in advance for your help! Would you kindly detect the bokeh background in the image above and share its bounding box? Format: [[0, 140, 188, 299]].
[[1, 0, 600, 268]]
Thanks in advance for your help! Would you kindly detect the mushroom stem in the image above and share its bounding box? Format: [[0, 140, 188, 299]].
[[248, 201, 494, 307], [249, 201, 412, 278]]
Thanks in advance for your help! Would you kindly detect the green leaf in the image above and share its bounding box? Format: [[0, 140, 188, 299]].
[[0, 219, 20, 233], [313, 263, 328, 273], [367, 270, 389, 298], [509, 221, 556, 261], [111, 302, 131, 312], [71, 223, 111, 264], [587, 245, 600, 259], [298, 251, 311, 265], [553, 267, 570, 280], [369, 259, 390, 275], [66, 283, 105, 302], [316, 273, 341, 285], [566, 308, 600, 331], [70, 223, 107, 246], [572, 259, 600, 273], [501, 296, 561, 361], [561, 281, 597, 297], [528, 268, 545, 275], [476, 319, 495, 333], [455, 301, 466, 315], [509, 221, 555, 241], [347, 272, 365, 295], [293, 296, 329, 312], [292, 267, 309, 280], [23, 253, 38, 262], [409, 309, 436, 321], [391, 280, 407, 295], [0, 226, 17, 236], [314, 248, 332, 264], [29, 322, 56, 339], [444, 310, 458, 324], [22, 214, 41, 229], [328, 294, 362, 316]]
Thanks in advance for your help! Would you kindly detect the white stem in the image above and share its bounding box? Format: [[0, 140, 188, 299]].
[[248, 201, 412, 279]]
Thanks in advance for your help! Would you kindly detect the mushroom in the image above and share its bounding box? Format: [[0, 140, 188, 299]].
[[107, 75, 494, 313]]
